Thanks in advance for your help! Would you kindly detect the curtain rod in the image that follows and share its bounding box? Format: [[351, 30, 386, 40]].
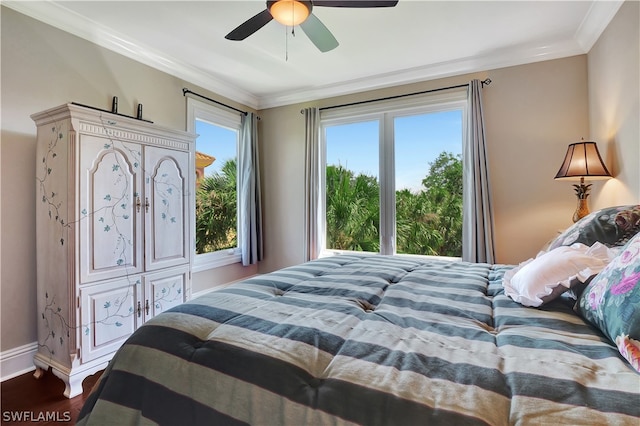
[[182, 88, 249, 116], [307, 78, 491, 113]]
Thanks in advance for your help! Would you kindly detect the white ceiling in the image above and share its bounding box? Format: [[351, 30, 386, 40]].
[[4, 1, 624, 109]]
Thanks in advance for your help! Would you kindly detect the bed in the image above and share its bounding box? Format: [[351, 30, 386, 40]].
[[78, 207, 640, 425]]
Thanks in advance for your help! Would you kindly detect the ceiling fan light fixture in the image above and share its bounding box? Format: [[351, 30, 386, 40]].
[[269, 0, 311, 26]]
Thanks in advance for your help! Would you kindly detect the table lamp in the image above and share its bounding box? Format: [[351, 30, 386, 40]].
[[554, 140, 611, 222]]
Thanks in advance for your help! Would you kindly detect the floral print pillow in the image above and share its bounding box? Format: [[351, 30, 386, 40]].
[[548, 205, 640, 251], [577, 232, 640, 372]]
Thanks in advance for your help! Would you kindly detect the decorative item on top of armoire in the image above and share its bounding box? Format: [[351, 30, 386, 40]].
[[554, 139, 611, 222], [72, 97, 153, 123], [32, 103, 195, 398]]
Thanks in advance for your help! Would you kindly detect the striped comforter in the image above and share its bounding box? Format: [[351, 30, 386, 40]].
[[78, 254, 639, 425]]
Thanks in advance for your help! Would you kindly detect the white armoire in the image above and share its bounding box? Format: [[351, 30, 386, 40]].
[[32, 103, 195, 398]]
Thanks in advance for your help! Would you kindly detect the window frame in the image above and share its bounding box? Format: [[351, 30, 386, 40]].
[[319, 90, 468, 258], [187, 97, 242, 272]]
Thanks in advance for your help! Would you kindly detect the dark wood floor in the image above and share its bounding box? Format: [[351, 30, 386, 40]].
[[1, 369, 102, 425]]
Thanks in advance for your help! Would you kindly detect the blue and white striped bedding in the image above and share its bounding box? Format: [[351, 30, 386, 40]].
[[78, 254, 640, 425]]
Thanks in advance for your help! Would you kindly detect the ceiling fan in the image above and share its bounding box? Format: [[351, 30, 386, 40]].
[[225, 0, 399, 53]]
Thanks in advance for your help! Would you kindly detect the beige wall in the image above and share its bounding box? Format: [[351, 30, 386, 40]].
[[1, 1, 639, 362], [259, 57, 591, 272], [588, 0, 640, 206], [257, 1, 638, 275], [0, 7, 255, 353]]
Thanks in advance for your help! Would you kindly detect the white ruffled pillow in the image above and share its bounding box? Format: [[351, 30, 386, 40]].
[[503, 242, 617, 307]]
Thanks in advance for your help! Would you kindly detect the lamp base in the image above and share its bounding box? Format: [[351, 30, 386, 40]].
[[573, 198, 590, 222]]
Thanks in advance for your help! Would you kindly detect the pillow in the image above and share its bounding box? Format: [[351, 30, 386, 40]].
[[503, 242, 616, 307], [547, 205, 640, 251], [577, 232, 640, 372]]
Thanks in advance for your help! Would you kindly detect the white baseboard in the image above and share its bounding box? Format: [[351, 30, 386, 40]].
[[1, 276, 260, 381], [1, 342, 37, 382]]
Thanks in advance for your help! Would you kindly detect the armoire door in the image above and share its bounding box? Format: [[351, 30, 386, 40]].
[[143, 145, 190, 271], [144, 267, 189, 320], [79, 134, 144, 283], [80, 276, 141, 363]]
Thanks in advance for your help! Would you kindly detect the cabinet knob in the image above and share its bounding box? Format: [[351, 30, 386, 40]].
[[136, 197, 141, 213], [137, 301, 141, 318], [145, 299, 150, 315]]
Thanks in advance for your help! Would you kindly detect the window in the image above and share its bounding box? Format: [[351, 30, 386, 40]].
[[187, 98, 241, 271], [320, 91, 466, 258]]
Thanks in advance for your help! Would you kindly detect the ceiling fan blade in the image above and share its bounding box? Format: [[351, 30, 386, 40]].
[[225, 9, 273, 40], [300, 13, 339, 52], [313, 1, 398, 7]]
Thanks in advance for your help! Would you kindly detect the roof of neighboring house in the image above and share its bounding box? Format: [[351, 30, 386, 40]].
[[196, 151, 215, 169]]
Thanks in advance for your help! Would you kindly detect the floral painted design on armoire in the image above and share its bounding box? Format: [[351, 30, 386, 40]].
[[32, 103, 195, 397]]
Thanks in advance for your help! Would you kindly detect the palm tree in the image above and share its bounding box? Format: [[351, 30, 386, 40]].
[[195, 159, 237, 254], [325, 151, 462, 257], [395, 189, 443, 255], [325, 165, 379, 252]]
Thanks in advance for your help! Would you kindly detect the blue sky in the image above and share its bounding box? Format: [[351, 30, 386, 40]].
[[326, 110, 463, 192], [196, 109, 463, 190], [196, 120, 237, 176]]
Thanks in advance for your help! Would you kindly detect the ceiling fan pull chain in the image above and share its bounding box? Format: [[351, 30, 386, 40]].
[[287, 0, 293, 61]]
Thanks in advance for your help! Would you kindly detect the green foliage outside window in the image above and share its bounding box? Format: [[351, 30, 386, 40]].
[[326, 165, 380, 252], [326, 151, 462, 257], [195, 158, 237, 254], [196, 152, 462, 258]]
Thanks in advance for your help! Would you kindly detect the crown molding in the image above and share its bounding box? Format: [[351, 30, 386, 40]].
[[575, 0, 624, 52], [4, 0, 621, 111], [257, 39, 585, 109], [258, 1, 623, 110], [3, 0, 260, 110]]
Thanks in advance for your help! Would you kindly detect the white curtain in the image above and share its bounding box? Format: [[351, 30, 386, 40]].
[[463, 79, 495, 263], [238, 112, 263, 265], [303, 107, 321, 261]]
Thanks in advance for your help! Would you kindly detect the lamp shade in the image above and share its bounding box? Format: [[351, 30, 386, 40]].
[[554, 141, 611, 181], [269, 0, 311, 26]]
